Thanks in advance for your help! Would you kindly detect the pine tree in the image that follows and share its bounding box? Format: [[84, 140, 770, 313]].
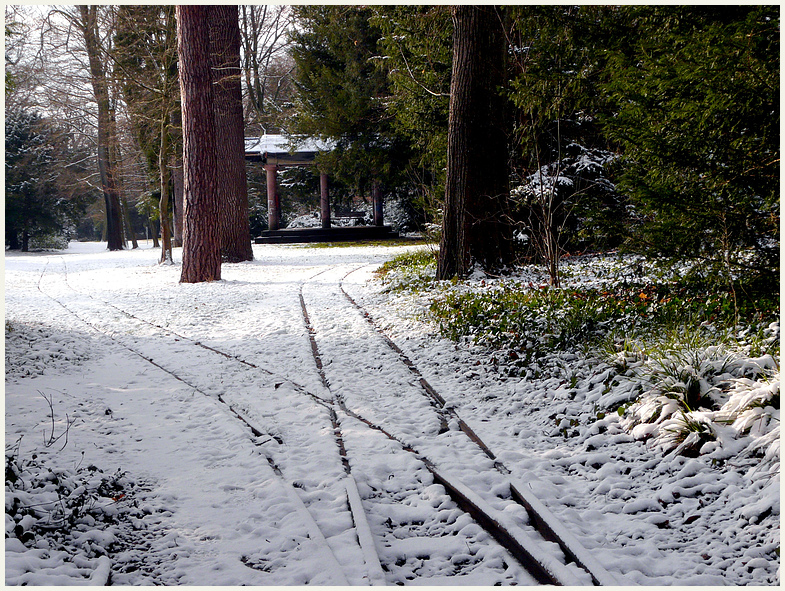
[[602, 6, 779, 282], [372, 6, 452, 178], [507, 6, 625, 285], [209, 5, 253, 263], [177, 5, 221, 283], [290, 6, 409, 203], [371, 6, 452, 229]]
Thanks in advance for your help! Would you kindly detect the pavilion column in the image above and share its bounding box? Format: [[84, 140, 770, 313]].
[[265, 163, 280, 231], [320, 172, 331, 229], [372, 180, 384, 226]]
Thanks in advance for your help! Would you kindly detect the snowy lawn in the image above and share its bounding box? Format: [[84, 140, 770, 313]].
[[5, 240, 779, 585]]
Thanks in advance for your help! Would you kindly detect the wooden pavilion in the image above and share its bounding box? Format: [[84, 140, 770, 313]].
[[244, 135, 396, 243]]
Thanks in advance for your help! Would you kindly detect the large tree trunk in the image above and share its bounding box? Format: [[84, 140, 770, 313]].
[[210, 5, 253, 263], [437, 6, 513, 279], [177, 5, 222, 283], [79, 5, 125, 251], [372, 180, 384, 227]]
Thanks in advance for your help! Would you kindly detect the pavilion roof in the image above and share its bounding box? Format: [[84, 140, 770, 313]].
[[244, 134, 334, 165]]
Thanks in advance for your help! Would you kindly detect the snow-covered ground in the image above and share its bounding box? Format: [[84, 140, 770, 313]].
[[5, 241, 779, 585]]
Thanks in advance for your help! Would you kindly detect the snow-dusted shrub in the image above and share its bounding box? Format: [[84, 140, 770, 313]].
[[376, 248, 438, 293], [5, 441, 130, 584], [6, 445, 128, 538], [286, 213, 322, 228], [611, 324, 779, 470], [4, 438, 170, 585], [28, 232, 70, 251], [428, 282, 679, 374]]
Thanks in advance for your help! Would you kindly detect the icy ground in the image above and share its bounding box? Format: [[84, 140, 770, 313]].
[[5, 241, 779, 585]]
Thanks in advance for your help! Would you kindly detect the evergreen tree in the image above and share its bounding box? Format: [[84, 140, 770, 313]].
[[507, 6, 626, 284], [177, 5, 221, 283], [289, 6, 409, 205], [210, 5, 253, 263], [5, 110, 88, 251], [372, 6, 452, 203], [602, 6, 779, 282]]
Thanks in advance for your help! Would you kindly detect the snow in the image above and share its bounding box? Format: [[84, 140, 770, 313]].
[[5, 240, 779, 585], [245, 134, 333, 157]]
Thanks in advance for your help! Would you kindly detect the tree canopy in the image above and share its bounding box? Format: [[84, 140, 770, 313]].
[[4, 6, 778, 288], [602, 6, 779, 282]]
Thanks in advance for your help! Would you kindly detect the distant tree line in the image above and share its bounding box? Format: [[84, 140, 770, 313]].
[[5, 5, 292, 264], [5, 5, 778, 290]]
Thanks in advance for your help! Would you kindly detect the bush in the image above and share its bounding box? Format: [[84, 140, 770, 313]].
[[376, 248, 438, 292], [430, 273, 778, 358], [608, 325, 779, 466], [6, 440, 131, 549]]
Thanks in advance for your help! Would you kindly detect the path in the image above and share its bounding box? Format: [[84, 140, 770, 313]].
[[7, 243, 586, 585]]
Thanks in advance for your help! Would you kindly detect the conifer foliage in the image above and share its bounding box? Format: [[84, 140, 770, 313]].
[[289, 6, 409, 201], [603, 6, 779, 281], [5, 111, 88, 251]]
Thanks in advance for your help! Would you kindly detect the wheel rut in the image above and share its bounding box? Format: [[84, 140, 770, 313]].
[[37, 256, 618, 585]]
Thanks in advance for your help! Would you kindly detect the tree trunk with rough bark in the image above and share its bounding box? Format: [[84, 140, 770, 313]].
[[437, 5, 513, 279], [172, 156, 184, 248], [149, 218, 160, 248], [121, 195, 138, 249], [177, 5, 222, 283], [172, 109, 184, 248], [210, 5, 253, 263], [79, 5, 125, 251]]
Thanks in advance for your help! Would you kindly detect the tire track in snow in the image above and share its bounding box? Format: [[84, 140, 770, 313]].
[[53, 258, 444, 585], [302, 263, 619, 586], [34, 259, 356, 585], [48, 257, 610, 585]]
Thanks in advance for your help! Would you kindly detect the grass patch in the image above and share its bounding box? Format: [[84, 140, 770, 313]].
[[298, 237, 434, 249], [375, 248, 439, 292], [376, 248, 437, 277]]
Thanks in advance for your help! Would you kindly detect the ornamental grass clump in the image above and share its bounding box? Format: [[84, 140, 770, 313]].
[[610, 323, 779, 469]]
